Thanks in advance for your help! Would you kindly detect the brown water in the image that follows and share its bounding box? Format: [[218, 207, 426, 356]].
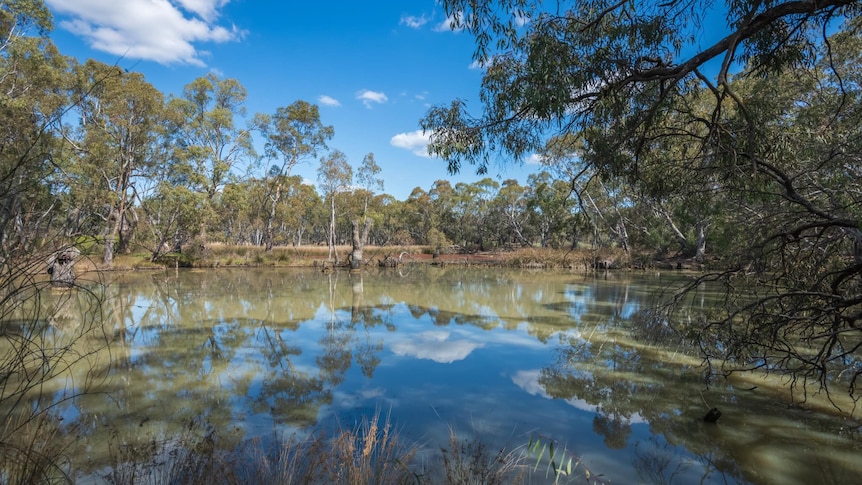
[[3, 267, 861, 484]]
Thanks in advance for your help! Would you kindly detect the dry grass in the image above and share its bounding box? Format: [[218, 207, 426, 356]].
[[0, 412, 74, 485], [439, 428, 527, 485], [92, 409, 569, 485], [72, 242, 639, 272], [101, 410, 422, 485], [323, 410, 420, 485]]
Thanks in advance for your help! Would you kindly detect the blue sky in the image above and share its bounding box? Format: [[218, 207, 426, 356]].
[[44, 0, 541, 200]]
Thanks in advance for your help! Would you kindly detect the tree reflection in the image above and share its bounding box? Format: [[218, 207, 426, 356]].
[[538, 324, 746, 483], [25, 267, 859, 482], [253, 321, 329, 426], [592, 407, 632, 449]]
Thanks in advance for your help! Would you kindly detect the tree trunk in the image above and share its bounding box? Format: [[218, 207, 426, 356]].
[[103, 208, 121, 267], [328, 195, 337, 262], [695, 221, 709, 263], [48, 247, 80, 288], [117, 207, 137, 255], [264, 182, 282, 252], [658, 206, 689, 252], [351, 218, 372, 270]]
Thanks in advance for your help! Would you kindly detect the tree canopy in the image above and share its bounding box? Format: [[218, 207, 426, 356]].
[[421, 0, 862, 401]]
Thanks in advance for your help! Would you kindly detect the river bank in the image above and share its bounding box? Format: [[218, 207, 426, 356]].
[[72, 243, 703, 273]]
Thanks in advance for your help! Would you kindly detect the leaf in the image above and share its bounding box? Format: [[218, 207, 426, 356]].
[[534, 442, 547, 471]]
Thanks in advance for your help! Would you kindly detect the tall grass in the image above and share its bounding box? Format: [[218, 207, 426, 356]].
[[93, 410, 597, 484], [324, 410, 420, 484], [0, 411, 73, 485], [440, 428, 526, 485]]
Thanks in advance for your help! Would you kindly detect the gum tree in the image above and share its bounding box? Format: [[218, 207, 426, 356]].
[[255, 101, 333, 251], [317, 150, 352, 263], [71, 60, 165, 266]]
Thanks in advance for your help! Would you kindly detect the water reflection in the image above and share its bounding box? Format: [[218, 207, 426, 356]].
[[7, 267, 861, 483]]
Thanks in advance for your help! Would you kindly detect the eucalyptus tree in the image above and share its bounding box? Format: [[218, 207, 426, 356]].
[[425, 180, 457, 246], [255, 100, 333, 251], [356, 152, 383, 218], [489, 179, 530, 246], [217, 180, 251, 244], [524, 171, 577, 248], [538, 134, 633, 251], [269, 175, 322, 247], [454, 178, 499, 250], [370, 194, 405, 246], [403, 187, 432, 244], [347, 153, 384, 268], [317, 149, 352, 262], [139, 182, 205, 261], [422, 0, 862, 400], [169, 75, 255, 200], [70, 60, 165, 266], [0, 0, 68, 255]]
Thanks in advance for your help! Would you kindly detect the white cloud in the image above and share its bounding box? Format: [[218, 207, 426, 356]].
[[318, 95, 341, 107], [526, 153, 545, 165], [46, 0, 243, 66], [390, 129, 432, 158], [356, 89, 388, 108], [391, 331, 482, 363], [434, 13, 464, 32], [468, 59, 484, 70], [400, 14, 429, 29], [175, 0, 227, 21]]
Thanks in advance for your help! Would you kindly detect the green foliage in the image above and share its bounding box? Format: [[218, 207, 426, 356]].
[[527, 435, 605, 485], [426, 228, 451, 251], [0, 0, 53, 37]]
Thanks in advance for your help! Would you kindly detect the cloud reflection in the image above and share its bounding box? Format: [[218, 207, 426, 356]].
[[391, 331, 482, 363], [511, 369, 596, 413]]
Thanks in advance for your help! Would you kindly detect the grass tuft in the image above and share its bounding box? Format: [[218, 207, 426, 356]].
[[440, 428, 527, 485]]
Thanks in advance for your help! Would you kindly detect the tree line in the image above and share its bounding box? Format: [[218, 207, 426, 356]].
[[3, 0, 791, 272]]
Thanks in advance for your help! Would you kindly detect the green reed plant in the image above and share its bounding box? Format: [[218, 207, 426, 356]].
[[527, 435, 606, 484]]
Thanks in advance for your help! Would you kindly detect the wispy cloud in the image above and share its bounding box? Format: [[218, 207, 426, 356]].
[[399, 14, 429, 29], [468, 59, 487, 70], [318, 95, 341, 107], [175, 0, 227, 22], [433, 12, 464, 32], [526, 153, 544, 165], [390, 129, 432, 158], [356, 89, 388, 108], [45, 0, 244, 66]]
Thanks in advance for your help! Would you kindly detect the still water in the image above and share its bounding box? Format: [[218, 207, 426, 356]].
[[25, 267, 862, 483]]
